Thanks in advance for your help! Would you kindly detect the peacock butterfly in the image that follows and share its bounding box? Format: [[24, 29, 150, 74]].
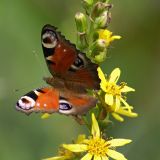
[[16, 24, 100, 116]]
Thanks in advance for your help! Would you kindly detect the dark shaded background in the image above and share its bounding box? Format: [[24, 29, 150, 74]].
[[0, 0, 160, 159]]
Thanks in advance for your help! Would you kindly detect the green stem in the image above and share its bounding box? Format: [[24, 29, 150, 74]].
[[82, 116, 91, 132]]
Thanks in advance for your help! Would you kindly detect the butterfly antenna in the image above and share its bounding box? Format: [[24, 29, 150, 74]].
[[32, 50, 47, 77], [13, 80, 44, 93]]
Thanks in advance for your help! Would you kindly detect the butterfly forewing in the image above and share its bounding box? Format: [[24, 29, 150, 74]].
[[41, 24, 100, 90]]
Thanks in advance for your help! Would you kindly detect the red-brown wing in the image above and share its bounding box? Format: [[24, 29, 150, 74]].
[[41, 25, 77, 74], [41, 24, 100, 90], [59, 90, 97, 115]]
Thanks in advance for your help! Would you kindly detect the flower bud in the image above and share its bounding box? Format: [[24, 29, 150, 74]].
[[82, 0, 94, 13], [91, 39, 106, 53], [82, 0, 94, 7], [91, 2, 112, 19], [94, 51, 107, 63], [87, 39, 106, 58], [94, 11, 111, 29], [75, 12, 87, 33], [76, 33, 88, 50], [75, 12, 88, 49]]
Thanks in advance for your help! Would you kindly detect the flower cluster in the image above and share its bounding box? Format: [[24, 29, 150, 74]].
[[75, 0, 121, 63], [97, 67, 138, 122], [44, 114, 131, 160]]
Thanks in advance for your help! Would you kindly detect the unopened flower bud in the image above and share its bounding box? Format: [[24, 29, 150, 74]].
[[93, 39, 106, 51], [82, 0, 94, 7], [76, 33, 88, 50], [91, 2, 112, 19], [75, 12, 87, 33], [94, 51, 107, 63], [87, 39, 106, 58], [94, 11, 111, 29], [75, 12, 88, 49], [82, 0, 94, 13]]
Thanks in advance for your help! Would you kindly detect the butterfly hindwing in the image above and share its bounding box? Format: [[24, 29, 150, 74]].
[[16, 87, 97, 115]]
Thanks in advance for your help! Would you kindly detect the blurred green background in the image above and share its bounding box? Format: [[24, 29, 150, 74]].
[[0, 0, 160, 159]]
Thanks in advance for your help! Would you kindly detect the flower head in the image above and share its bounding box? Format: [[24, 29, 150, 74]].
[[63, 113, 131, 160], [98, 29, 121, 47], [43, 146, 74, 160], [98, 67, 135, 111], [43, 135, 86, 160]]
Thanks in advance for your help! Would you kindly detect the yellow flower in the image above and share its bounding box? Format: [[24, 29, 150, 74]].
[[63, 114, 132, 160], [43, 135, 86, 160], [98, 67, 135, 111], [43, 146, 74, 160], [98, 29, 121, 47]]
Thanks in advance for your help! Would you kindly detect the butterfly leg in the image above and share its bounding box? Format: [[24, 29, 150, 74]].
[[72, 115, 85, 125]]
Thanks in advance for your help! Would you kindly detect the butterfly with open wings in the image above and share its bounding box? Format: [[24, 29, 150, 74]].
[[16, 24, 100, 116]]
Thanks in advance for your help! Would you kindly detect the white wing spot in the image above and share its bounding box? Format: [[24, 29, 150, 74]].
[[36, 103, 40, 107], [34, 90, 40, 96], [18, 96, 35, 110], [46, 56, 53, 61], [42, 32, 57, 48]]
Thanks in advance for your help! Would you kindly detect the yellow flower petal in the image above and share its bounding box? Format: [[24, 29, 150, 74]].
[[98, 29, 112, 40], [76, 134, 86, 144], [116, 108, 138, 118], [97, 67, 106, 83], [115, 96, 120, 111], [105, 93, 113, 106], [121, 86, 135, 93], [120, 97, 130, 107], [91, 113, 100, 138], [63, 144, 87, 152], [110, 35, 122, 41], [100, 82, 107, 92], [101, 156, 109, 160], [109, 68, 120, 83], [94, 155, 101, 160], [43, 156, 66, 160], [83, 139, 90, 144], [97, 67, 107, 92], [107, 149, 127, 160], [41, 113, 51, 119], [107, 139, 132, 147], [81, 153, 92, 160], [112, 113, 124, 122]]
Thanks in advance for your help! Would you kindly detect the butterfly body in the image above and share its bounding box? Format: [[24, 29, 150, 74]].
[[16, 24, 100, 116]]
